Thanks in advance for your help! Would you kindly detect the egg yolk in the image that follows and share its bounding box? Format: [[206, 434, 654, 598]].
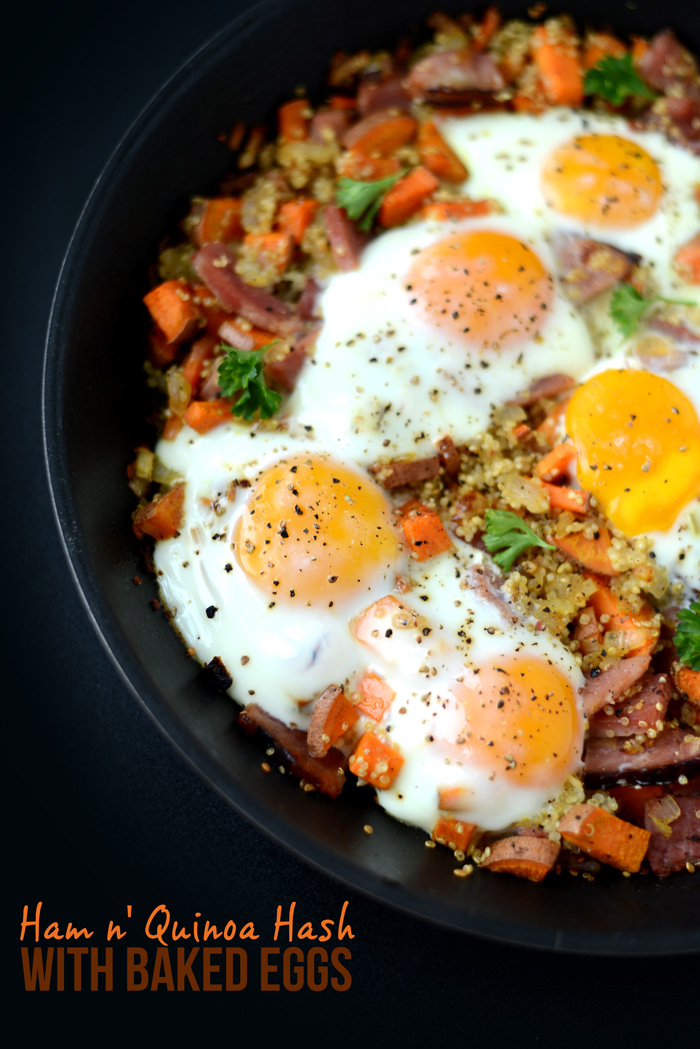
[[405, 229, 553, 349], [454, 656, 582, 787], [234, 454, 399, 603], [565, 369, 700, 535], [541, 134, 662, 228]]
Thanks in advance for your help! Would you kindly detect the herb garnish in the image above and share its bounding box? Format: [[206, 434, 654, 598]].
[[609, 284, 697, 339], [676, 600, 700, 671], [217, 342, 282, 421], [584, 53, 657, 107], [336, 171, 405, 231], [483, 509, 556, 572]]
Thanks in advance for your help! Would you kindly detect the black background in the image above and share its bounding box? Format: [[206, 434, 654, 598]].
[[6, 0, 698, 1033]]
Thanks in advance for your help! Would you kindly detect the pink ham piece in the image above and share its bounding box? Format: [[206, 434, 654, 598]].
[[480, 835, 560, 882], [404, 49, 505, 102], [436, 435, 460, 479], [580, 652, 651, 718], [464, 564, 517, 626], [510, 373, 576, 407], [635, 31, 700, 155], [637, 29, 698, 92], [644, 796, 700, 877], [324, 205, 370, 271], [587, 673, 672, 738], [310, 108, 351, 143], [264, 327, 321, 393], [584, 727, 700, 788], [237, 703, 347, 797], [369, 455, 441, 489], [192, 244, 302, 337], [297, 277, 321, 320], [647, 315, 699, 347], [552, 232, 636, 304], [357, 75, 411, 115]]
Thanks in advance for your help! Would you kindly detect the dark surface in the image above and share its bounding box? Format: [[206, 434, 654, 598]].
[[7, 0, 699, 1030]]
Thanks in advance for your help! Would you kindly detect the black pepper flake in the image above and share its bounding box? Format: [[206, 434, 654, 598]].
[[225, 563, 233, 572], [206, 605, 218, 619]]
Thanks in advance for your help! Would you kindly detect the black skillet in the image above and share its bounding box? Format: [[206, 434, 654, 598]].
[[43, 0, 700, 954]]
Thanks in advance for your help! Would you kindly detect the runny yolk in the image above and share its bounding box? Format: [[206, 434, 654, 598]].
[[454, 656, 582, 787], [565, 369, 700, 535], [541, 134, 662, 228], [405, 229, 553, 350], [234, 454, 399, 604]]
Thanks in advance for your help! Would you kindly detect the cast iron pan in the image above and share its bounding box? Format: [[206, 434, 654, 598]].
[[43, 0, 700, 954]]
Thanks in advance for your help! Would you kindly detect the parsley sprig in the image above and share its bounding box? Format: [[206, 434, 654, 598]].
[[676, 600, 700, 671], [584, 53, 657, 107], [609, 284, 697, 338], [217, 342, 282, 421], [336, 171, 405, 232], [483, 510, 556, 572]]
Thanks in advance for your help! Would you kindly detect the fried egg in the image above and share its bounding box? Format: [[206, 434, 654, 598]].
[[155, 427, 406, 727], [286, 214, 594, 464], [350, 550, 585, 833]]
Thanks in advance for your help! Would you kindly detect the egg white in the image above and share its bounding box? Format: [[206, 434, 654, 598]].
[[286, 214, 595, 464]]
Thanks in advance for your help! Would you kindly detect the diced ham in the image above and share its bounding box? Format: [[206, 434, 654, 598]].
[[588, 673, 672, 738], [552, 232, 636, 304], [580, 652, 651, 718], [264, 327, 320, 393], [635, 31, 700, 155], [647, 315, 700, 346], [584, 726, 700, 788], [310, 108, 351, 143], [237, 703, 347, 797], [510, 373, 576, 407], [633, 333, 688, 373], [637, 29, 698, 92], [464, 563, 517, 626], [357, 75, 411, 115], [404, 49, 505, 102], [324, 205, 370, 271], [192, 244, 302, 337], [644, 796, 700, 877], [436, 435, 460, 479], [297, 277, 321, 320], [368, 455, 441, 488], [480, 834, 560, 881]]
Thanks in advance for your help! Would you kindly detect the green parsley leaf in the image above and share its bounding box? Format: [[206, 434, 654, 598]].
[[217, 343, 282, 422], [584, 53, 657, 107], [676, 600, 700, 671], [609, 284, 697, 339], [336, 171, 405, 232], [483, 509, 556, 572]]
